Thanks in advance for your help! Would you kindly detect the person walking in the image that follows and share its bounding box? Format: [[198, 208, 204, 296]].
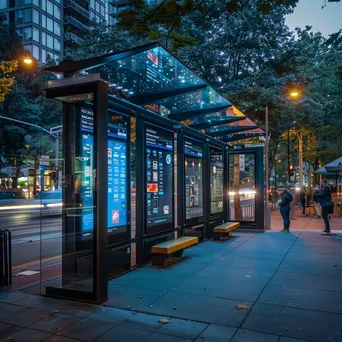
[[317, 179, 334, 235], [299, 187, 306, 215], [313, 185, 321, 218], [278, 189, 293, 233]]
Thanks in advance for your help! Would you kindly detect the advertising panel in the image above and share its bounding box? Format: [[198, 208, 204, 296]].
[[145, 125, 173, 231], [210, 146, 224, 215], [79, 108, 128, 236], [184, 139, 203, 221]]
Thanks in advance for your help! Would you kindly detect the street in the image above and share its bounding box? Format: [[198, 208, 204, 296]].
[[0, 213, 62, 268]]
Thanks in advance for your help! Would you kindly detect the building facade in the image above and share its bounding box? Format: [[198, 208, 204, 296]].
[[0, 0, 161, 63]]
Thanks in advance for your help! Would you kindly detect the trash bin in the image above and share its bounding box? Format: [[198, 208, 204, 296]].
[[0, 229, 12, 288], [265, 203, 272, 230]]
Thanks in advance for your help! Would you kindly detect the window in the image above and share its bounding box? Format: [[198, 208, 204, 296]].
[[33, 27, 39, 42], [15, 9, 32, 24], [33, 8, 39, 24], [54, 5, 60, 19], [42, 48, 47, 63], [18, 26, 32, 41], [16, 0, 31, 6], [54, 38, 60, 51], [47, 33, 53, 49], [42, 31, 46, 45], [47, 0, 53, 15], [90, 0, 94, 9], [53, 21, 60, 35], [0, 0, 7, 9], [42, 0, 46, 11], [32, 45, 39, 60], [42, 14, 46, 28], [47, 17, 53, 32], [33, 0, 38, 6]]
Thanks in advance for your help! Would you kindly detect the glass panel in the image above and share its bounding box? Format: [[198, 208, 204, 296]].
[[40, 94, 96, 296], [47, 17, 53, 32], [228, 153, 256, 222], [54, 5, 60, 19], [146, 86, 230, 117], [0, 0, 7, 9], [210, 146, 224, 216], [184, 139, 203, 222], [145, 125, 173, 233], [33, 8, 39, 24], [87, 46, 206, 102], [33, 27, 39, 42]]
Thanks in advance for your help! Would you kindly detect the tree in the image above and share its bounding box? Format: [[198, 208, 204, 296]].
[[0, 61, 18, 102]]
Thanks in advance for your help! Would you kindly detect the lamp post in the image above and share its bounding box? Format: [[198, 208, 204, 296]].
[[289, 90, 303, 188]]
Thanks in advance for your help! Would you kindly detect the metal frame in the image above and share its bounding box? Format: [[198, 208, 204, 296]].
[[43, 78, 108, 304], [226, 145, 264, 231]]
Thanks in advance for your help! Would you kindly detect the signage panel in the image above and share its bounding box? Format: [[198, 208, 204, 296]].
[[210, 146, 224, 215], [184, 139, 203, 221], [145, 126, 173, 230]]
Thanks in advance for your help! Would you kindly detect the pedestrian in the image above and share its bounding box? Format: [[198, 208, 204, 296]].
[[317, 179, 334, 235], [313, 185, 321, 218], [299, 187, 306, 215], [278, 188, 293, 233]]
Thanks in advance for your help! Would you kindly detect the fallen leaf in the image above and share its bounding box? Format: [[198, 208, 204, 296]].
[[139, 296, 143, 299], [159, 318, 171, 324], [333, 264, 338, 267], [173, 306, 178, 310], [235, 303, 250, 310], [28, 240, 33, 243], [149, 305, 154, 308], [7, 338, 15, 341], [127, 305, 132, 309], [245, 275, 251, 278]]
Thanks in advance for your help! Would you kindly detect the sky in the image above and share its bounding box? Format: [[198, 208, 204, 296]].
[[285, 0, 342, 36]]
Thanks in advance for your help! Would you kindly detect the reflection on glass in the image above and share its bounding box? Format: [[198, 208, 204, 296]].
[[185, 139, 203, 221], [210, 147, 224, 215], [228, 153, 256, 222]]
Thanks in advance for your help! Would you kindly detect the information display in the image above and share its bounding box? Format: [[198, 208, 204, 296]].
[[79, 108, 128, 235], [184, 139, 203, 221], [145, 126, 173, 230], [210, 146, 224, 215]]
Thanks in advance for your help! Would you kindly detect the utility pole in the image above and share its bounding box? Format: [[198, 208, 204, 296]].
[[287, 128, 291, 184], [298, 128, 303, 188]]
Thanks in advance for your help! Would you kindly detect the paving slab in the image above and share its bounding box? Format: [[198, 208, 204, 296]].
[[120, 312, 171, 332], [243, 303, 342, 342], [57, 317, 116, 341], [143, 332, 190, 342], [141, 291, 249, 327], [0, 322, 20, 340], [0, 303, 27, 320], [259, 284, 342, 313], [92, 325, 151, 342], [87, 306, 134, 324], [29, 313, 81, 333], [269, 271, 342, 292], [1, 307, 52, 327], [156, 317, 207, 339], [0, 327, 52, 342], [172, 275, 265, 302], [230, 329, 279, 342], [194, 324, 236, 342]]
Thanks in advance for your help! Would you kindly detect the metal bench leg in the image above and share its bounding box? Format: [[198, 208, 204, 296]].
[[213, 233, 221, 241], [152, 254, 167, 266], [173, 249, 184, 258]]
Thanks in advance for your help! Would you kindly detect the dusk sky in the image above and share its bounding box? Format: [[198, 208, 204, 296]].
[[286, 0, 342, 36]]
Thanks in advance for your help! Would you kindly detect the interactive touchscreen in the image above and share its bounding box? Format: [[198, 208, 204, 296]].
[[184, 139, 203, 221], [145, 126, 173, 229], [79, 108, 128, 235], [210, 146, 224, 215]]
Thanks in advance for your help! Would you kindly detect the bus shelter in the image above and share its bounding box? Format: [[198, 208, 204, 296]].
[[41, 43, 265, 303]]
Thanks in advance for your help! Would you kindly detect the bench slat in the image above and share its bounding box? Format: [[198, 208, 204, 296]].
[[214, 222, 240, 233], [152, 236, 198, 255]]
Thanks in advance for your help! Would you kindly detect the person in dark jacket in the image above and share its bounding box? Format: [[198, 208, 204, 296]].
[[279, 189, 293, 233], [317, 179, 334, 234]]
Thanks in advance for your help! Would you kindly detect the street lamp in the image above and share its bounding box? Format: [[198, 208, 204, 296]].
[[23, 57, 33, 65]]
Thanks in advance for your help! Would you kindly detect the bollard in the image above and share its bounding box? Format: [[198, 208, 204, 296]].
[[0, 229, 12, 287]]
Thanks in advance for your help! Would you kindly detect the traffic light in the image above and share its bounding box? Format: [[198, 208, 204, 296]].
[[288, 165, 294, 172]]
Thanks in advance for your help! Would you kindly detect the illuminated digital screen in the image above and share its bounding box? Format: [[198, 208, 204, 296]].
[[145, 126, 173, 229], [79, 108, 128, 235], [210, 146, 224, 215], [184, 139, 203, 221]]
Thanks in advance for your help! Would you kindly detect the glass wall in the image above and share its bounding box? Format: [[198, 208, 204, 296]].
[[210, 146, 224, 218], [228, 153, 256, 222]]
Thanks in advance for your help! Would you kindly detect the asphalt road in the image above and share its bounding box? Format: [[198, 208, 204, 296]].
[[0, 213, 62, 267]]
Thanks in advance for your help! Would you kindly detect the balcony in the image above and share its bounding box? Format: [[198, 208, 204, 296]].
[[64, 32, 84, 46], [108, 0, 131, 6], [64, 0, 89, 21], [65, 15, 89, 31]]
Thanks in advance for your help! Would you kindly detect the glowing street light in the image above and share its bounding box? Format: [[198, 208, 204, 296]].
[[23, 57, 33, 65]]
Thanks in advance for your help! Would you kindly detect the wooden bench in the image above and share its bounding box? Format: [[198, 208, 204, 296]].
[[151, 236, 198, 266], [213, 222, 240, 240]]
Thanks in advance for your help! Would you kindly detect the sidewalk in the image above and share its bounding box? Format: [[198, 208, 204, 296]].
[[1, 224, 342, 342]]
